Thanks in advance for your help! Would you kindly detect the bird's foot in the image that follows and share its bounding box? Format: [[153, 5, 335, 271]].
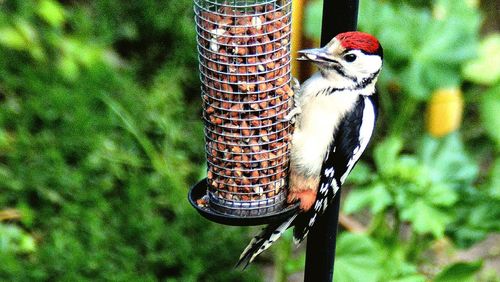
[[282, 107, 301, 124], [291, 77, 301, 93], [287, 189, 317, 212], [281, 77, 301, 124]]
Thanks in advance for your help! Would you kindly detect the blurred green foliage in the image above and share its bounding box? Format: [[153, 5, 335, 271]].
[[0, 0, 260, 281], [302, 0, 500, 281], [0, 0, 498, 281]]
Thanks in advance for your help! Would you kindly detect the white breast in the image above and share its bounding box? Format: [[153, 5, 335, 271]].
[[290, 74, 360, 176]]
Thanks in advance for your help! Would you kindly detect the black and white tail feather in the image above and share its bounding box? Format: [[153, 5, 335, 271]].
[[236, 214, 297, 269]]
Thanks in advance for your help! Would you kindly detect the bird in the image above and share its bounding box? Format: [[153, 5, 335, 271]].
[[237, 31, 383, 268]]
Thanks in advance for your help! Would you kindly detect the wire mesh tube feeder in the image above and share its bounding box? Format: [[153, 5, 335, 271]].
[[188, 0, 300, 225]]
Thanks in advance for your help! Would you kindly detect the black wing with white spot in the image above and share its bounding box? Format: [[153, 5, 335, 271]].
[[293, 93, 378, 243]]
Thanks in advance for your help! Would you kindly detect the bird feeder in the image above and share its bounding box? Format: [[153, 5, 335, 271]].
[[189, 0, 298, 224]]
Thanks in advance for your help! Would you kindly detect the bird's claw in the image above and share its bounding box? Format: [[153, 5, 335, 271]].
[[280, 77, 301, 124], [292, 77, 301, 93], [281, 107, 301, 124]]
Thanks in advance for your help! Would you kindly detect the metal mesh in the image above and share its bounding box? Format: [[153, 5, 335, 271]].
[[194, 0, 293, 216]]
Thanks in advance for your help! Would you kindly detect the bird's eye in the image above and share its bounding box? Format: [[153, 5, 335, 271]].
[[344, 53, 357, 62]]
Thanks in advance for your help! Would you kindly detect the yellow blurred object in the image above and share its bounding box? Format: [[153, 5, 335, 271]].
[[0, 209, 21, 221], [426, 88, 464, 137], [291, 0, 305, 79]]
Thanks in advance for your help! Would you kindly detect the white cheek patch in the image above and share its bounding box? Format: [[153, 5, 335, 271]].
[[347, 50, 382, 76], [361, 55, 382, 75]]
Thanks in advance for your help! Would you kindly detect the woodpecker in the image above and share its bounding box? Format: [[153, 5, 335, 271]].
[[237, 31, 383, 268]]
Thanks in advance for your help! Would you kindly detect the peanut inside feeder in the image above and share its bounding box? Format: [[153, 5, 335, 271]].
[[195, 0, 294, 217]]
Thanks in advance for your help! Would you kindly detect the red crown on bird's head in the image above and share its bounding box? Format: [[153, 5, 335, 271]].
[[335, 31, 382, 56]]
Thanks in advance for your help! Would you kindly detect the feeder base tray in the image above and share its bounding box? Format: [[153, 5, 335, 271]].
[[188, 178, 300, 226]]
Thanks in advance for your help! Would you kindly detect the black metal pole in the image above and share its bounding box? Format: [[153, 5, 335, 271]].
[[303, 1, 359, 281]]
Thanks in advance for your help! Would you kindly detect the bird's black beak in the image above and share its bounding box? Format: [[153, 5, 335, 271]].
[[297, 47, 337, 64]]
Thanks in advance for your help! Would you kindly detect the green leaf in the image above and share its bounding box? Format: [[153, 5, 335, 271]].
[[425, 183, 457, 207], [479, 84, 500, 149], [376, 10, 421, 63], [422, 63, 460, 90], [452, 193, 500, 246], [379, 243, 424, 281], [400, 200, 451, 237], [462, 33, 500, 85], [374, 136, 403, 175], [343, 188, 373, 214], [434, 261, 482, 282], [420, 134, 478, 187], [58, 56, 80, 81], [389, 275, 426, 282], [420, 19, 476, 66], [17, 203, 35, 228], [0, 27, 27, 50], [346, 161, 373, 185], [344, 183, 393, 214], [401, 61, 431, 100], [334, 233, 384, 282], [38, 0, 66, 28], [431, 0, 481, 57], [394, 155, 424, 185], [420, 135, 439, 165], [488, 159, 500, 199], [0, 223, 36, 254]]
